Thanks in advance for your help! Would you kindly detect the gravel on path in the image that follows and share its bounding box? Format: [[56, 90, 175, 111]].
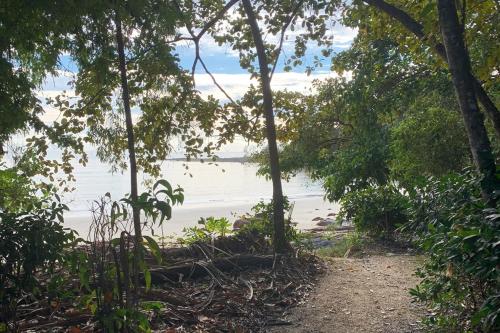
[[268, 254, 425, 333]]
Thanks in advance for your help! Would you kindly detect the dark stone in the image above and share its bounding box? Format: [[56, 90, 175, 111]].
[[316, 218, 335, 226], [233, 218, 250, 230], [311, 238, 335, 248]]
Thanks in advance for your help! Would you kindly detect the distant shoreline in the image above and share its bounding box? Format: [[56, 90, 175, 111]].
[[167, 156, 249, 163]]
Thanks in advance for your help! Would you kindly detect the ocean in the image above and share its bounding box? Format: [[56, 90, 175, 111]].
[[58, 152, 338, 237]]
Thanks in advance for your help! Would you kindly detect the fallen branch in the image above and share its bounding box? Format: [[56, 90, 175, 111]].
[[19, 314, 92, 330], [149, 254, 275, 283], [139, 287, 189, 307], [160, 232, 268, 261]]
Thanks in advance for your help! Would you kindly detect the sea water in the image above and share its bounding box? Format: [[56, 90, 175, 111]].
[[57, 152, 337, 237]]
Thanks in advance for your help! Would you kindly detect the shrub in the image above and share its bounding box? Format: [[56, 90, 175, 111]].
[[234, 198, 313, 251], [69, 179, 183, 332], [239, 197, 295, 239], [390, 106, 469, 185], [337, 183, 409, 238], [408, 171, 500, 332], [0, 197, 77, 326]]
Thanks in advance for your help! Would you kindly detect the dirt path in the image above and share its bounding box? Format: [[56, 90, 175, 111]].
[[268, 254, 425, 333]]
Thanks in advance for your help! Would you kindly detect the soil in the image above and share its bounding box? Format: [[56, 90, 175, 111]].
[[10, 229, 426, 332], [268, 252, 425, 333]]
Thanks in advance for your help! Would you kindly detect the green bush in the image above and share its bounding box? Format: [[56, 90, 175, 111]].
[[408, 171, 500, 332], [390, 106, 469, 185], [337, 183, 409, 238], [316, 232, 363, 258], [72, 179, 183, 332], [239, 197, 295, 239], [0, 198, 76, 325], [238, 198, 315, 251]]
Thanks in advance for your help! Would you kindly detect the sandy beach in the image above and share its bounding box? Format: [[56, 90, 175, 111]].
[[64, 196, 339, 238], [60, 158, 338, 238]]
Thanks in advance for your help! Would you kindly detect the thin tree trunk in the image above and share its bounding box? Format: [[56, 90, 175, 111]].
[[115, 11, 143, 302], [363, 0, 500, 139], [242, 0, 288, 253], [437, 0, 499, 203]]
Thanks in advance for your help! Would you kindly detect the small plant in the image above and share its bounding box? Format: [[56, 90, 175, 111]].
[[238, 197, 294, 238], [316, 232, 363, 258], [234, 198, 313, 251], [182, 216, 232, 244], [70, 179, 183, 332]]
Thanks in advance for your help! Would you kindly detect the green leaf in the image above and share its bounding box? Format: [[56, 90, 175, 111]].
[[143, 235, 162, 264], [421, 2, 434, 17], [155, 201, 172, 223], [144, 267, 151, 291], [154, 179, 173, 194]]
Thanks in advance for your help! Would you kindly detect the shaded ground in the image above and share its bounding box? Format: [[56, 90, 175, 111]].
[[268, 253, 425, 333], [14, 235, 326, 332]]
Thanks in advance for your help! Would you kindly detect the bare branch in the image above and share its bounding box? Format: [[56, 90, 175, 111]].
[[270, 0, 306, 80], [195, 0, 241, 41], [173, 0, 240, 106]]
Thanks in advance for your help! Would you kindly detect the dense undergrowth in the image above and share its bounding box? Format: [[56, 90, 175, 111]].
[[0, 179, 184, 331], [0, 185, 314, 332]]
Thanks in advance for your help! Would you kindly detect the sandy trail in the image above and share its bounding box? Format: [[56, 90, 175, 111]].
[[268, 254, 425, 333]]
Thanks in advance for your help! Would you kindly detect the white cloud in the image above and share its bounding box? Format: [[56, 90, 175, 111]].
[[193, 71, 343, 101], [41, 70, 76, 92], [36, 70, 347, 123]]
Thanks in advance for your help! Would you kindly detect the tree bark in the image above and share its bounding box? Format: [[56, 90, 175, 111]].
[[437, 0, 499, 203], [242, 0, 288, 253], [363, 0, 500, 139], [115, 11, 143, 302]]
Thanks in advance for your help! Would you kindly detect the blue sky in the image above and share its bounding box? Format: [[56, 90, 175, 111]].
[[56, 11, 357, 76], [52, 21, 355, 96], [58, 41, 352, 75]]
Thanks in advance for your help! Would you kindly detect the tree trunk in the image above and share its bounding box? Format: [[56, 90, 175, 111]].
[[115, 11, 143, 302], [242, 0, 288, 253], [363, 0, 500, 140], [437, 0, 499, 203]]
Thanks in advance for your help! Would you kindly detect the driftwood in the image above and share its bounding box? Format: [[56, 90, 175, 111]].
[[160, 232, 269, 261], [149, 254, 275, 283], [19, 314, 92, 330]]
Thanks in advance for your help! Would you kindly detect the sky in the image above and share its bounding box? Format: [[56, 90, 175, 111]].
[[39, 18, 357, 156]]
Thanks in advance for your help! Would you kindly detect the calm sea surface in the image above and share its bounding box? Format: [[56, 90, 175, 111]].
[[65, 159, 323, 215], [60, 153, 336, 236]]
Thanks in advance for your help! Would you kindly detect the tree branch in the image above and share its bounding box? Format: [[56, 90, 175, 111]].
[[362, 0, 500, 138], [173, 0, 240, 105], [194, 0, 241, 41], [270, 0, 306, 80]]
